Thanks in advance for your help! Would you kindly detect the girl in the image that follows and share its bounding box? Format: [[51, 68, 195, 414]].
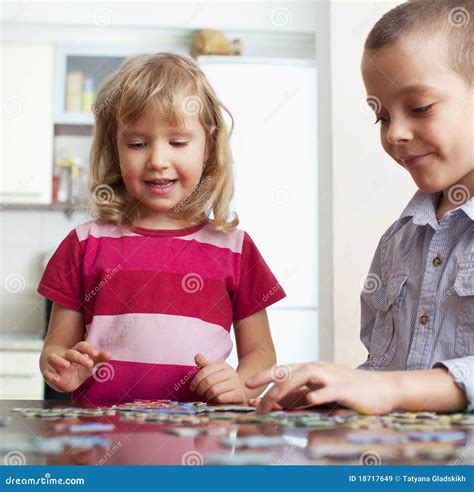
[[39, 53, 285, 405]]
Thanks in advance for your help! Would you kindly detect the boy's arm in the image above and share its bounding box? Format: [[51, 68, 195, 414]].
[[434, 356, 474, 411], [234, 309, 277, 400], [386, 364, 469, 413]]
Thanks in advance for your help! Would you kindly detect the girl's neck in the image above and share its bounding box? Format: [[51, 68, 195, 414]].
[[135, 214, 194, 231]]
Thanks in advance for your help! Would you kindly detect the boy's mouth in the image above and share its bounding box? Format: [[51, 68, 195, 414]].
[[399, 152, 433, 167]]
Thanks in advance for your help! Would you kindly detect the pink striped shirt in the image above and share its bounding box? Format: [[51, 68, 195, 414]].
[[38, 221, 285, 405]]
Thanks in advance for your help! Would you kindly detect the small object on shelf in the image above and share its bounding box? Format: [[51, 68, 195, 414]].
[[82, 77, 94, 113], [53, 157, 83, 203], [191, 29, 242, 58], [66, 71, 83, 112]]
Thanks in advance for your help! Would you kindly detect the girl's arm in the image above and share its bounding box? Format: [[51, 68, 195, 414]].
[[234, 309, 276, 400], [40, 303, 110, 393]]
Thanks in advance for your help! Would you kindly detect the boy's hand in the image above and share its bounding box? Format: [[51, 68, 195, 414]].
[[43, 341, 112, 393], [190, 353, 247, 404], [246, 362, 397, 415]]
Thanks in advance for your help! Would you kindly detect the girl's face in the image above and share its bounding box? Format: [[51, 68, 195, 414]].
[[116, 103, 209, 228], [361, 35, 474, 196]]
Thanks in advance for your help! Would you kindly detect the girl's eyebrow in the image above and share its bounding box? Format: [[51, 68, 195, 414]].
[[121, 128, 195, 138]]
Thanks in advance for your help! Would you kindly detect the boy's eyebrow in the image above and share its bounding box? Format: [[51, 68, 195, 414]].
[[396, 84, 437, 96]]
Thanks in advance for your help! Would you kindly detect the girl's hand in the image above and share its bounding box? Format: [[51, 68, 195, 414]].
[[246, 362, 397, 415], [43, 341, 112, 393], [190, 353, 247, 404]]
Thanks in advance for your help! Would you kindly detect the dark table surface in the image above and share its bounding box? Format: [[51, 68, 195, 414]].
[[1, 400, 473, 466]]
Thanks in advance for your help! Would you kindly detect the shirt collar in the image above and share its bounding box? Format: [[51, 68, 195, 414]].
[[390, 189, 474, 237]]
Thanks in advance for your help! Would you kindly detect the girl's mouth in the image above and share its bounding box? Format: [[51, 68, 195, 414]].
[[144, 179, 177, 195]]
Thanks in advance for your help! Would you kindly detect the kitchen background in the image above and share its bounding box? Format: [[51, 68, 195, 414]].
[[0, 0, 414, 400]]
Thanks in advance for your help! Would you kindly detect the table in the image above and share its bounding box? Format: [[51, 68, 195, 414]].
[[1, 400, 473, 465]]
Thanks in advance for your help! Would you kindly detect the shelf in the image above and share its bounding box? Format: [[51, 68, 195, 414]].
[[0, 202, 90, 217]]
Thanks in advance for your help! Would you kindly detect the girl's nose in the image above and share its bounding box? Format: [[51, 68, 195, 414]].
[[147, 143, 171, 170], [385, 117, 413, 145]]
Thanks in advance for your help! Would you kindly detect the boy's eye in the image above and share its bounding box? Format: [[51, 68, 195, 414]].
[[374, 116, 388, 125], [412, 104, 433, 114]]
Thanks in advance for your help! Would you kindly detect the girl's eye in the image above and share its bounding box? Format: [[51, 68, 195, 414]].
[[170, 141, 188, 147], [128, 142, 146, 149], [412, 104, 433, 114], [374, 116, 388, 125]]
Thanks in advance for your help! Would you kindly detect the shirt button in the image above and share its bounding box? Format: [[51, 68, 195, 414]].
[[432, 256, 443, 267], [420, 314, 430, 325]]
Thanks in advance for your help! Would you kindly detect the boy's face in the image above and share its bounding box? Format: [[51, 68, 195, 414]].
[[362, 35, 474, 195], [116, 101, 209, 227]]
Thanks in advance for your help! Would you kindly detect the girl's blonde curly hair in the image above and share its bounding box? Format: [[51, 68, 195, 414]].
[[89, 52, 239, 232]]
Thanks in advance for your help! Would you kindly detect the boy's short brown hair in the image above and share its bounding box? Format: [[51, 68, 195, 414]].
[[364, 0, 473, 85]]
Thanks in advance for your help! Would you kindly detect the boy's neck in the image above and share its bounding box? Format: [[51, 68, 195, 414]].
[[436, 172, 474, 221]]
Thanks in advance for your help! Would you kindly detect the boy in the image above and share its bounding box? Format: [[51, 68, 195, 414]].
[[246, 0, 473, 414]]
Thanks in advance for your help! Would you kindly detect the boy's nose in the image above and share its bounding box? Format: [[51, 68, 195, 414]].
[[386, 119, 412, 144]]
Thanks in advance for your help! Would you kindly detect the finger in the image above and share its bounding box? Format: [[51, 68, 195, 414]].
[[245, 364, 301, 389], [194, 353, 211, 369], [190, 364, 226, 392], [211, 389, 245, 404], [245, 368, 275, 389], [203, 380, 236, 402], [305, 388, 337, 407], [63, 349, 94, 368], [74, 341, 99, 358], [194, 370, 231, 396], [46, 353, 70, 370], [95, 351, 112, 363], [43, 369, 60, 385], [256, 365, 323, 414]]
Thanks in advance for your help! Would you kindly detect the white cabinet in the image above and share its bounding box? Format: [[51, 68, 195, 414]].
[[1, 43, 54, 204], [0, 350, 43, 399]]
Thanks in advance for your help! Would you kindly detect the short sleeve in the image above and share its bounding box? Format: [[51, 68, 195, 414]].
[[37, 229, 84, 312], [232, 233, 286, 321]]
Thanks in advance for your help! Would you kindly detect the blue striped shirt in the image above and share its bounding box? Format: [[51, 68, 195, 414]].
[[359, 190, 474, 411]]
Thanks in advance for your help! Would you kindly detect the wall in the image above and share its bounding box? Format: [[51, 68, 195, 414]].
[[327, 0, 416, 367]]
